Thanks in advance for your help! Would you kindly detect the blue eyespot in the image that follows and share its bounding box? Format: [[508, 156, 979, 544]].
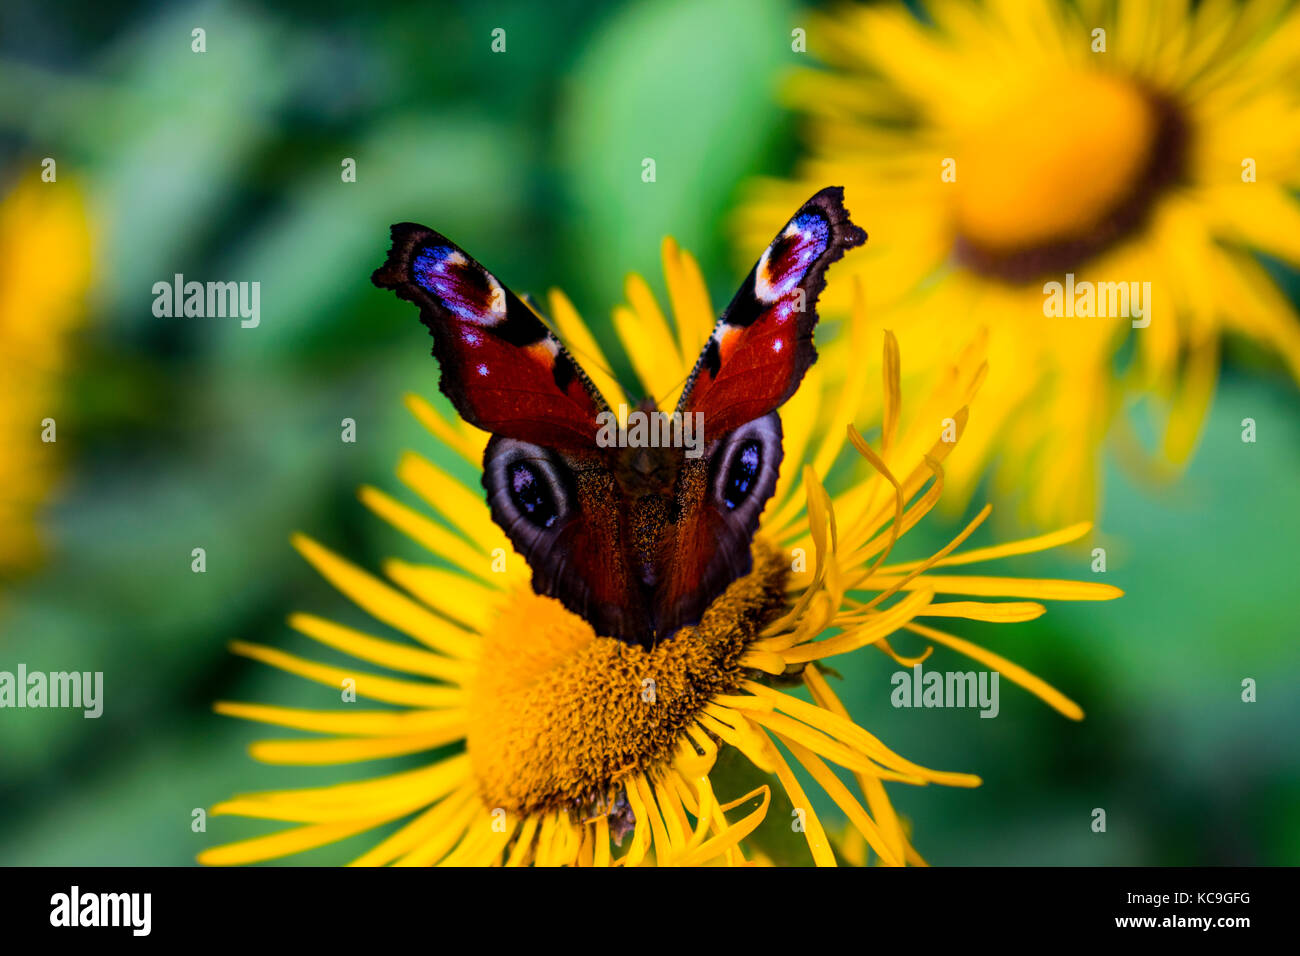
[[509, 462, 559, 529], [723, 440, 762, 510]]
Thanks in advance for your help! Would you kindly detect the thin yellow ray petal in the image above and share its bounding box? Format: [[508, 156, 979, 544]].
[[288, 612, 472, 685], [662, 237, 714, 363], [383, 559, 502, 633], [802, 665, 913, 864], [547, 286, 627, 409], [627, 271, 687, 403], [438, 806, 513, 867], [875, 635, 934, 668], [850, 502, 990, 609], [877, 522, 1094, 573], [358, 485, 487, 581], [212, 776, 444, 824], [291, 534, 479, 659], [867, 574, 1123, 601], [905, 621, 1085, 720], [634, 774, 674, 865], [918, 601, 1046, 623], [737, 681, 979, 786], [777, 733, 902, 867], [881, 328, 901, 456], [682, 791, 714, 855], [228, 641, 462, 709], [613, 305, 679, 408], [393, 797, 480, 866], [739, 648, 788, 674], [215, 701, 464, 737], [403, 392, 486, 466], [697, 708, 779, 774], [806, 278, 873, 481], [248, 728, 463, 765], [783, 587, 934, 663], [763, 373, 821, 532], [348, 786, 477, 866], [553, 812, 582, 866], [763, 468, 843, 639], [653, 777, 690, 853], [228, 754, 471, 809], [698, 773, 745, 866], [835, 424, 908, 579], [620, 781, 652, 867], [199, 815, 393, 866], [592, 814, 612, 868], [764, 736, 836, 866], [1163, 333, 1218, 465], [739, 706, 915, 783], [673, 784, 771, 867], [397, 452, 511, 558], [504, 815, 540, 867]]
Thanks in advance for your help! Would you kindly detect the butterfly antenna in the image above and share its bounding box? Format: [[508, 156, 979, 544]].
[[652, 368, 694, 411], [521, 291, 624, 391]]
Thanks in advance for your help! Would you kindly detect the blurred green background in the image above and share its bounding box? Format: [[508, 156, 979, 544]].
[[0, 0, 1296, 866]]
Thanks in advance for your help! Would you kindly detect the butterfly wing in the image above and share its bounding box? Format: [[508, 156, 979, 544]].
[[674, 186, 867, 435], [481, 435, 653, 642], [653, 413, 785, 639], [373, 224, 609, 451], [375, 225, 639, 635], [656, 188, 866, 636]]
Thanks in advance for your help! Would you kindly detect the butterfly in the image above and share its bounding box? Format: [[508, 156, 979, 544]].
[[373, 187, 866, 648]]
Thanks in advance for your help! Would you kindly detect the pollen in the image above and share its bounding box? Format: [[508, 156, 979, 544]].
[[466, 539, 788, 815]]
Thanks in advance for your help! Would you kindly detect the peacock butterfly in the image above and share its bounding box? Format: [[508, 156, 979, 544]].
[[372, 187, 866, 648]]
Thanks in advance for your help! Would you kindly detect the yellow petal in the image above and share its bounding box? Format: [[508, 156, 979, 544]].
[[228, 640, 462, 709], [906, 621, 1085, 720], [292, 533, 479, 659]]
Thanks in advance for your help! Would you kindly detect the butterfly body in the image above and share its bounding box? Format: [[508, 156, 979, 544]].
[[374, 187, 865, 648]]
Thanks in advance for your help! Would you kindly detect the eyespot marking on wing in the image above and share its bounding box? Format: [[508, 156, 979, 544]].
[[412, 245, 506, 326], [754, 211, 831, 304]]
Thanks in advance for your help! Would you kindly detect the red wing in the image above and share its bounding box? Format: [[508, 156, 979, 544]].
[[655, 413, 784, 639], [482, 436, 654, 644], [373, 224, 607, 452], [675, 186, 867, 436]]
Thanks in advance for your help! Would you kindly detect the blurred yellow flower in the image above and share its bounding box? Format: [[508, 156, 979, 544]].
[[0, 175, 91, 578], [203, 238, 1119, 867], [738, 0, 1300, 526]]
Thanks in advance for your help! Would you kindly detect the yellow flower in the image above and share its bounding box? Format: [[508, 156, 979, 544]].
[[202, 238, 1120, 867], [0, 174, 91, 579], [738, 0, 1300, 526]]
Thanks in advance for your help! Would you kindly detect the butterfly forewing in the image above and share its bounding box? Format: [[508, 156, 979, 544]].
[[372, 224, 609, 452], [675, 186, 867, 435]]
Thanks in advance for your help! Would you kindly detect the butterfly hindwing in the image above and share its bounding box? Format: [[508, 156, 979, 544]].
[[654, 412, 785, 639], [372, 224, 608, 452], [481, 436, 652, 641], [675, 186, 867, 435]]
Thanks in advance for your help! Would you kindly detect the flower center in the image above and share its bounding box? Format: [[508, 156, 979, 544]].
[[951, 71, 1186, 282], [466, 539, 788, 816]]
